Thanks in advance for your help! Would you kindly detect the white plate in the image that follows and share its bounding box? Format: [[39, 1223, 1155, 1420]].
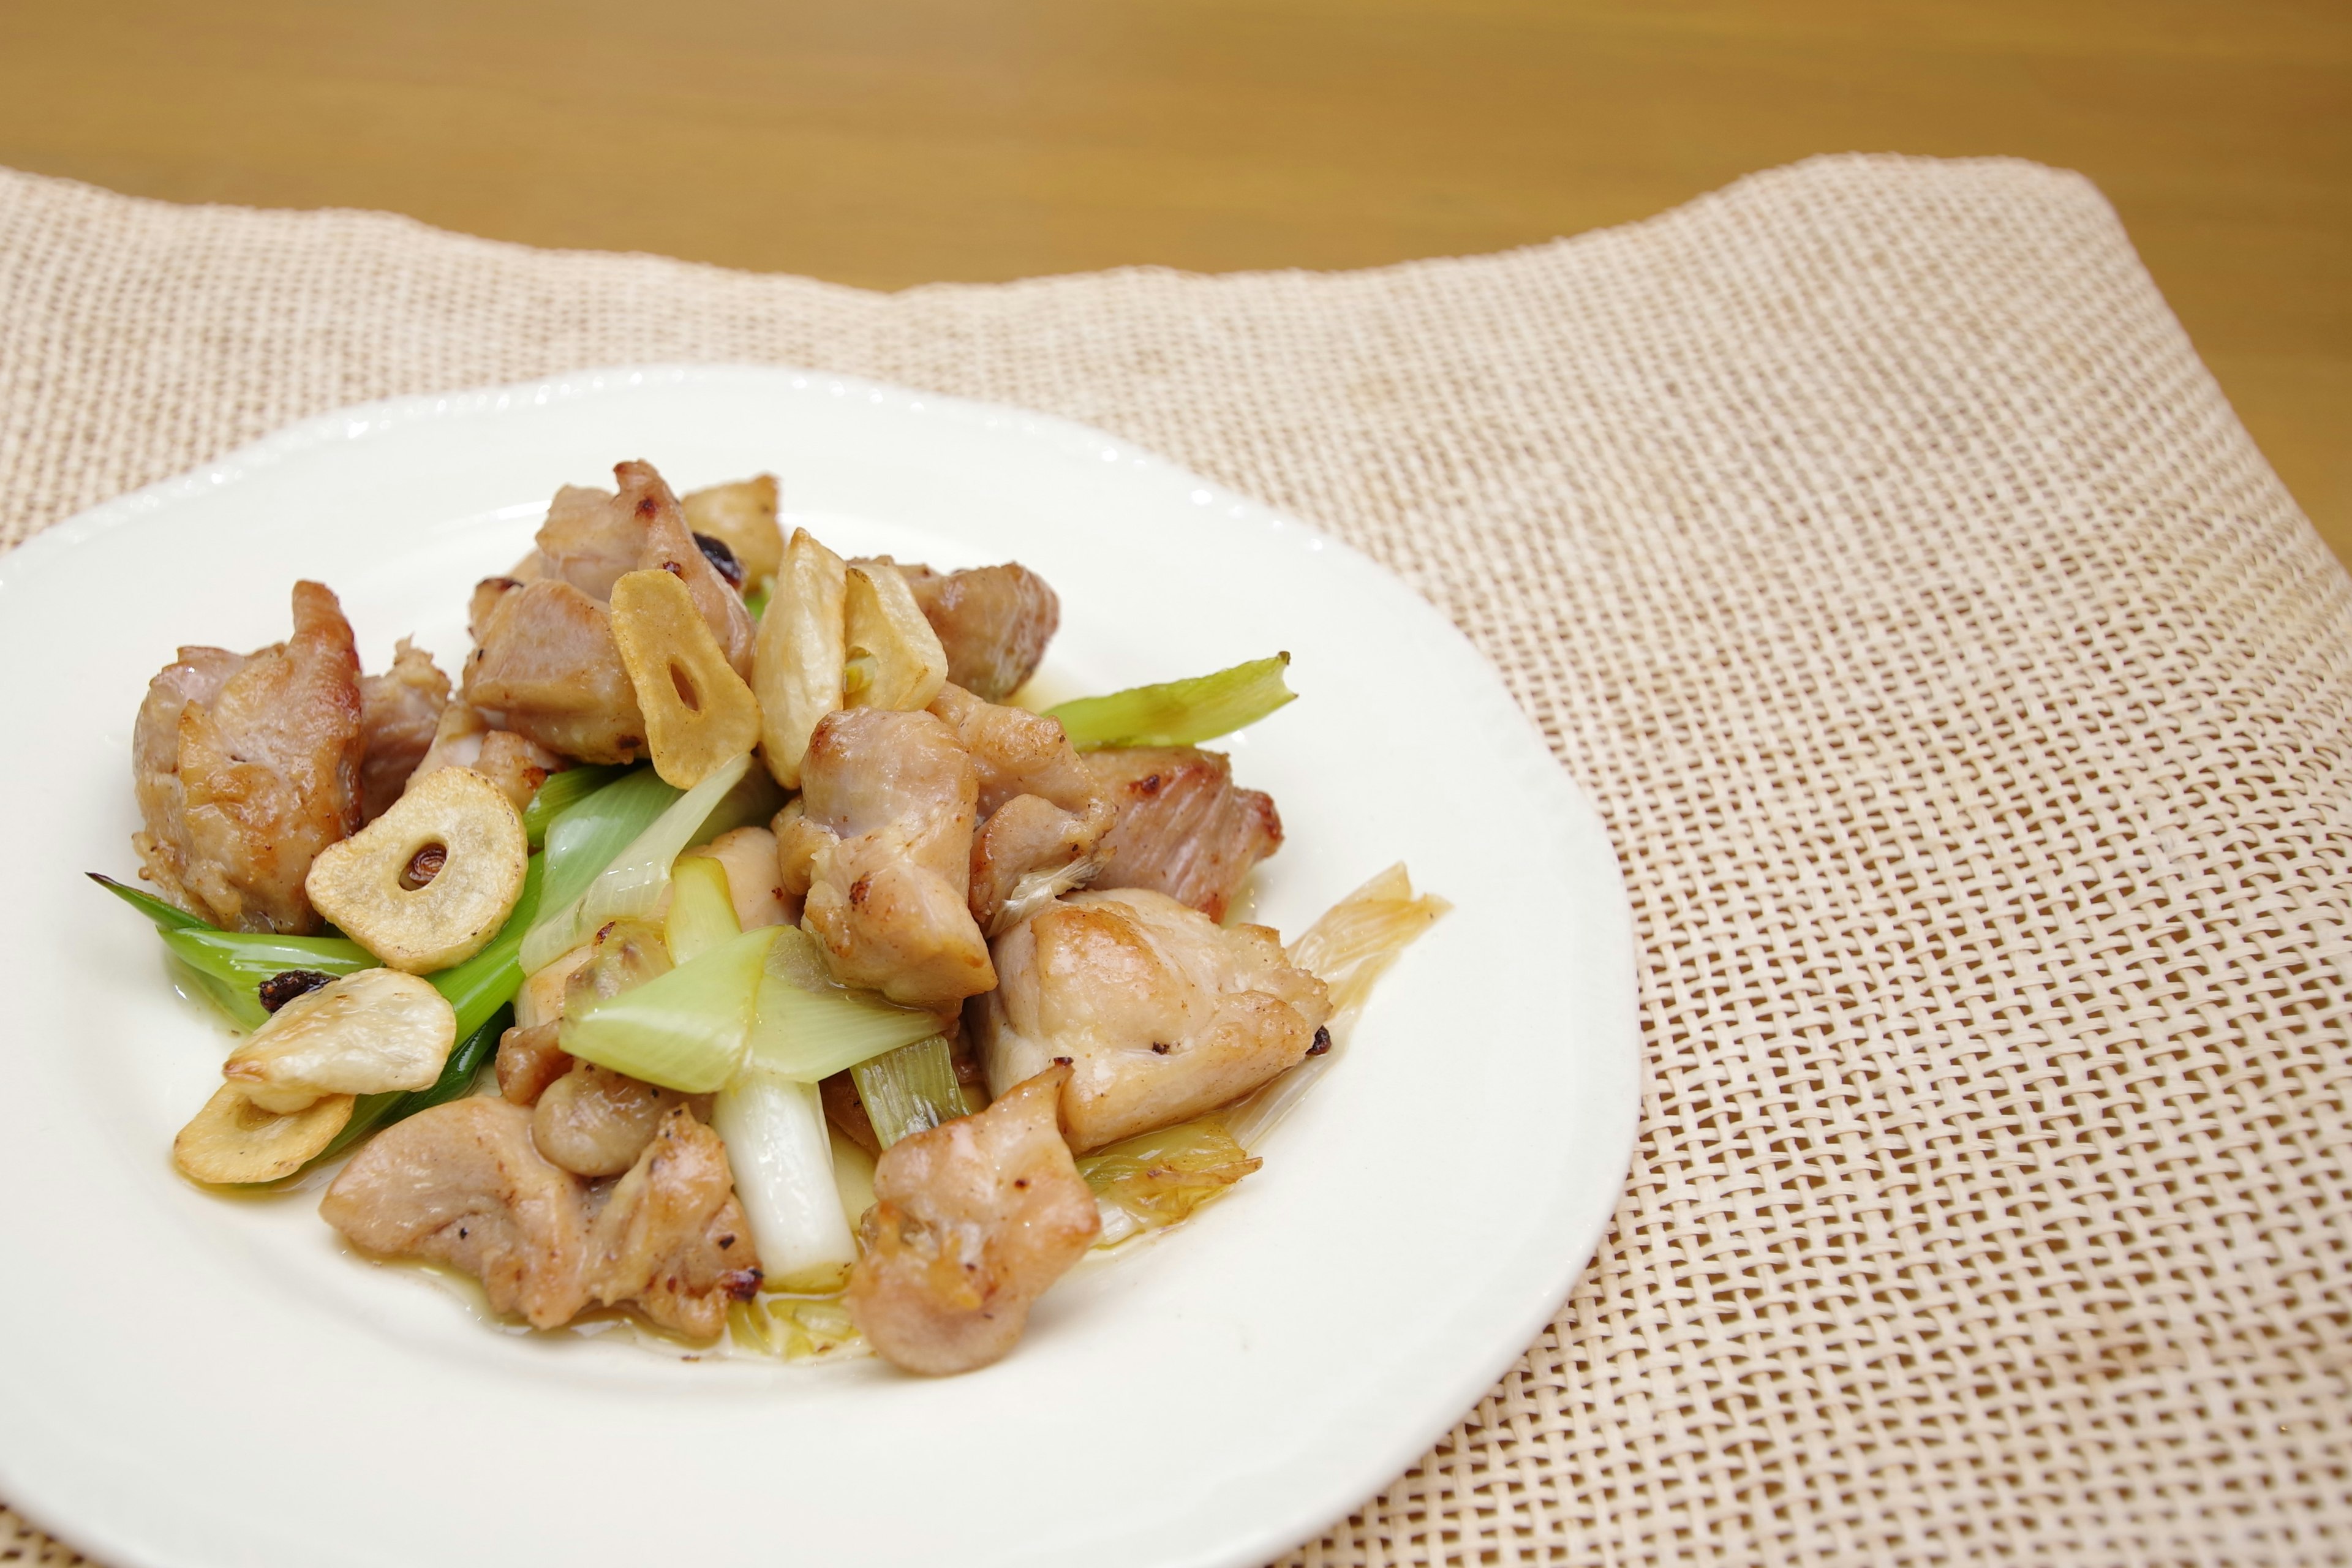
[[0, 366, 1637, 1568]]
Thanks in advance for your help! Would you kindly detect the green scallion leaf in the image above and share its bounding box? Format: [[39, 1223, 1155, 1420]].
[[560, 924, 775, 1093], [521, 765, 627, 849], [1043, 653, 1295, 751]]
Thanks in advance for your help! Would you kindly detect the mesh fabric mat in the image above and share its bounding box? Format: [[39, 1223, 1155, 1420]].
[[2, 154, 2346, 1567]]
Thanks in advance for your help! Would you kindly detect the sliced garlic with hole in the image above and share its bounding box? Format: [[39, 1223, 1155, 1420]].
[[223, 968, 457, 1113], [305, 766, 529, 973], [609, 567, 763, 789], [173, 1083, 353, 1185]]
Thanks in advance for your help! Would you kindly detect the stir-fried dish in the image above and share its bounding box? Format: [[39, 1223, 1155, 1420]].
[[99, 461, 1447, 1374]]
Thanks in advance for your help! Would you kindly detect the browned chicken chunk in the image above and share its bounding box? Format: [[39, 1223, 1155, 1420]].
[[974, 888, 1333, 1151], [132, 581, 364, 933], [928, 684, 1114, 933], [862, 560, 1058, 702], [497, 1020, 572, 1106], [322, 1098, 761, 1338], [1084, 747, 1283, 922], [320, 1096, 594, 1329], [464, 461, 756, 763], [409, 700, 568, 813], [780, 706, 995, 1009], [582, 1106, 763, 1340], [356, 638, 450, 824], [846, 1065, 1098, 1374]]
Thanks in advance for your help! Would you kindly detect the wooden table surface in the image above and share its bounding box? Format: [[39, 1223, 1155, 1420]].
[[6, 0, 2346, 562]]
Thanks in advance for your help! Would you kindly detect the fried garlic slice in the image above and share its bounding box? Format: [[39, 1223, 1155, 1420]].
[[610, 567, 763, 788], [173, 1082, 353, 1185], [845, 564, 949, 712], [305, 766, 529, 974], [752, 527, 848, 789]]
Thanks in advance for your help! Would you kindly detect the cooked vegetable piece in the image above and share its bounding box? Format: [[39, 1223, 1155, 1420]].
[[536, 767, 678, 920], [744, 928, 948, 1082], [224, 968, 458, 1113], [521, 765, 624, 848], [852, 1036, 965, 1150], [318, 1003, 511, 1164], [665, 853, 742, 964], [521, 753, 747, 974], [1077, 1116, 1260, 1246], [559, 924, 777, 1093], [424, 854, 546, 1041], [306, 766, 530, 974], [844, 565, 949, 713], [608, 568, 762, 788], [1045, 653, 1295, 752], [846, 1065, 1099, 1375], [713, 1060, 858, 1292], [751, 527, 848, 788], [1223, 863, 1449, 1147], [175, 1083, 355, 1185]]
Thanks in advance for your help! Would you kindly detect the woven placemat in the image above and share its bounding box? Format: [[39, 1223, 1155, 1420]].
[[3, 153, 2346, 1567]]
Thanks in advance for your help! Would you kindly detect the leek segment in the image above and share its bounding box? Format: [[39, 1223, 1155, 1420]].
[[92, 863, 543, 1038], [665, 854, 741, 965], [521, 766, 626, 850], [559, 925, 778, 1093], [521, 753, 749, 974], [1044, 653, 1295, 751], [712, 1064, 857, 1291], [1079, 1116, 1261, 1246], [744, 929, 944, 1083], [851, 1036, 965, 1148]]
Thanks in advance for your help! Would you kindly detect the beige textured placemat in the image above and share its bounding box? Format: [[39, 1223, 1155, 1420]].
[[3, 153, 2347, 1567]]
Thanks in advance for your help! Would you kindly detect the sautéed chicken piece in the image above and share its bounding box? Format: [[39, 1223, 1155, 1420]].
[[779, 706, 995, 1009], [355, 639, 450, 824], [974, 888, 1332, 1152], [322, 1098, 761, 1338], [532, 1060, 692, 1177], [132, 581, 364, 933], [1084, 746, 1282, 922], [860, 559, 1058, 702], [927, 684, 1114, 933], [846, 1065, 1097, 1374], [407, 699, 568, 813]]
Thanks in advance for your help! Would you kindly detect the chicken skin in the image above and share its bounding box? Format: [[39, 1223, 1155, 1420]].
[[1083, 746, 1282, 922], [927, 684, 1114, 933]]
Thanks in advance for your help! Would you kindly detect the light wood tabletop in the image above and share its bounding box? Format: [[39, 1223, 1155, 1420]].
[[5, 0, 2346, 561]]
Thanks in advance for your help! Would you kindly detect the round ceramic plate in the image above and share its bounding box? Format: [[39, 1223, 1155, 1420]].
[[0, 366, 1637, 1568]]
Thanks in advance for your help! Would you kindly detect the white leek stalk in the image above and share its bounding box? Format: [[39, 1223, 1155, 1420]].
[[665, 854, 742, 964], [712, 1061, 857, 1292], [522, 753, 750, 973]]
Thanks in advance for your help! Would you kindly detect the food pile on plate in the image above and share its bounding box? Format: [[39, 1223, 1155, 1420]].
[[101, 461, 1444, 1374]]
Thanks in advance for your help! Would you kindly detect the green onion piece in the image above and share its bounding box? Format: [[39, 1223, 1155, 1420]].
[[851, 1035, 964, 1149], [1043, 653, 1295, 751], [313, 1003, 512, 1166], [536, 767, 681, 925], [712, 1063, 856, 1291], [687, 761, 786, 850], [742, 582, 771, 621], [86, 873, 209, 931], [1077, 1115, 1261, 1244], [560, 924, 776, 1092], [743, 929, 945, 1082], [522, 755, 750, 974], [428, 855, 546, 1040], [521, 765, 627, 849], [665, 854, 741, 965]]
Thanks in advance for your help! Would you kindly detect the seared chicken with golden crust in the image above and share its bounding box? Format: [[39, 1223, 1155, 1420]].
[[356, 639, 450, 824], [464, 462, 756, 764], [927, 684, 1115, 932], [860, 559, 1058, 702], [780, 707, 995, 1009], [846, 1064, 1098, 1374], [132, 581, 364, 933], [321, 1098, 760, 1338], [974, 888, 1332, 1152], [1084, 747, 1283, 922]]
